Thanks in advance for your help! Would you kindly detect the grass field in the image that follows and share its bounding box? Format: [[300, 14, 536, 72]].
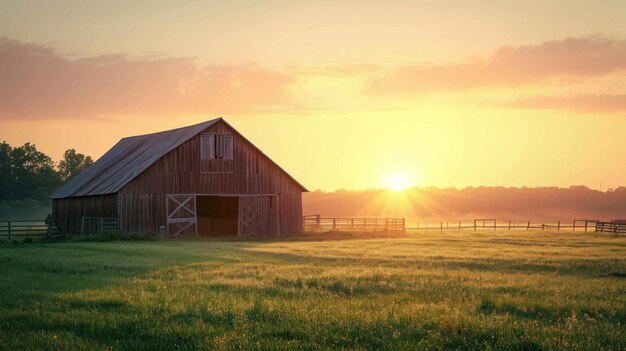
[[0, 230, 625, 350]]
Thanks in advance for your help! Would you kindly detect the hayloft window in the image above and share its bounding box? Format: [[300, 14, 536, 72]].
[[200, 134, 233, 160]]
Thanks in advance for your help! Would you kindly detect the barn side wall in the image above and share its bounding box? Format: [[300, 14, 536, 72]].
[[278, 192, 303, 234], [117, 193, 165, 234], [52, 194, 118, 234], [119, 120, 304, 235]]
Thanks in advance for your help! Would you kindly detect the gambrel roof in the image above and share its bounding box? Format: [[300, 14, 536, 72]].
[[51, 118, 307, 199]]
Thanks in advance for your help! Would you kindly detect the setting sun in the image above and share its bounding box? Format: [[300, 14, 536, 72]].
[[385, 173, 412, 191]]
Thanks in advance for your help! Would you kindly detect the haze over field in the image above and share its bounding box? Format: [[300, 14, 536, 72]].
[[303, 186, 626, 223], [2, 0, 626, 192]]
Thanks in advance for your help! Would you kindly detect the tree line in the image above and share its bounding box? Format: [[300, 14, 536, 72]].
[[304, 185, 626, 222], [0, 141, 93, 219]]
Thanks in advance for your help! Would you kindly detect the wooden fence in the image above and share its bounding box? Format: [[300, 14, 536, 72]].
[[304, 215, 405, 232], [595, 221, 626, 234], [402, 219, 602, 232], [303, 216, 613, 233], [0, 220, 61, 239], [80, 217, 119, 234]]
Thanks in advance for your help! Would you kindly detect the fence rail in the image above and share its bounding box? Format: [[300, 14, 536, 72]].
[[80, 217, 119, 234], [0, 220, 61, 239], [304, 215, 405, 232], [595, 221, 626, 234], [303, 216, 615, 233], [405, 219, 601, 232]]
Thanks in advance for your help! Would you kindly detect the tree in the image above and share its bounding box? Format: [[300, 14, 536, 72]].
[[0, 142, 11, 201], [58, 149, 94, 183], [0, 142, 60, 202]]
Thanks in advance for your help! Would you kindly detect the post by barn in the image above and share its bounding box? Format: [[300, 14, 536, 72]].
[[51, 118, 307, 236]]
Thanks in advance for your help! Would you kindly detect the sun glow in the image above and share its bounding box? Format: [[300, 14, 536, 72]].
[[385, 173, 412, 191]]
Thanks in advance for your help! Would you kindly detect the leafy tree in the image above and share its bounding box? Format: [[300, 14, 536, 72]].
[[0, 142, 96, 219], [8, 142, 60, 202], [58, 149, 94, 182], [0, 142, 11, 201]]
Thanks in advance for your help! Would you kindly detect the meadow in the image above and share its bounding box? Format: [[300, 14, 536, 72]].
[[0, 230, 625, 350]]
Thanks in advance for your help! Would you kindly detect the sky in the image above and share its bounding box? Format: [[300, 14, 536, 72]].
[[1, 0, 626, 191]]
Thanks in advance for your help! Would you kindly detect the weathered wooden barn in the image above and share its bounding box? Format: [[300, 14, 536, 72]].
[[51, 118, 307, 236]]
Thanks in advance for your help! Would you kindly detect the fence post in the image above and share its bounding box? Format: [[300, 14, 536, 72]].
[[459, 221, 461, 232], [8, 221, 11, 240], [332, 218, 336, 230], [440, 222, 443, 232], [474, 220, 476, 231], [508, 221, 511, 230], [584, 220, 588, 232], [527, 221, 530, 230], [494, 220, 497, 231], [573, 220, 576, 232], [557, 221, 560, 231]]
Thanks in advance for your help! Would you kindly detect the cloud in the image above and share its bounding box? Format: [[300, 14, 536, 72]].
[[285, 64, 381, 77], [368, 36, 626, 94], [505, 94, 626, 113], [0, 37, 296, 120]]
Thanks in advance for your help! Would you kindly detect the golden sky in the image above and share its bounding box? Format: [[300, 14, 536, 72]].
[[2, 0, 626, 191]]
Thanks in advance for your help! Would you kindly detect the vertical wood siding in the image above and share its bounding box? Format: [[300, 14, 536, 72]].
[[52, 194, 118, 234], [114, 120, 304, 235]]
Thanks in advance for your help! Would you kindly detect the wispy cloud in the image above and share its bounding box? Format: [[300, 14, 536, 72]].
[[285, 64, 381, 77], [0, 37, 296, 120], [506, 94, 626, 113], [367, 35, 626, 94], [3, 35, 626, 120]]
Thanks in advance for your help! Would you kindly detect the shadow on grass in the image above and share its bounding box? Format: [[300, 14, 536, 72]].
[[477, 296, 626, 324], [238, 247, 626, 279]]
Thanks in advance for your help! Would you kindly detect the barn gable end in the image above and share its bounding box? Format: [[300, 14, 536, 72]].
[[52, 118, 306, 236]]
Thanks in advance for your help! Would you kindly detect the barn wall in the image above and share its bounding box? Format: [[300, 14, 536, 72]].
[[118, 193, 303, 235], [278, 192, 303, 234], [52, 194, 118, 234], [119, 120, 304, 235], [118, 193, 165, 234]]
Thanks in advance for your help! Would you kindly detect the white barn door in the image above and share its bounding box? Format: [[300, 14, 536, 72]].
[[166, 194, 197, 236]]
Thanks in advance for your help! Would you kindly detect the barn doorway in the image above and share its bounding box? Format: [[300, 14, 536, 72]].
[[196, 196, 239, 236]]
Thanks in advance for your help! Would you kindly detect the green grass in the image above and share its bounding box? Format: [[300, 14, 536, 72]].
[[0, 230, 625, 350]]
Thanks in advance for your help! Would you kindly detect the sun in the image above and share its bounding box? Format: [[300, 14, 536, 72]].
[[385, 173, 412, 191]]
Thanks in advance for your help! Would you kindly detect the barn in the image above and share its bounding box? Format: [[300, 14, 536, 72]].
[[51, 118, 307, 236]]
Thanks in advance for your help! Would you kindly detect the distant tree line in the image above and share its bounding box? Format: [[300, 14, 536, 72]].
[[0, 141, 93, 219], [304, 185, 626, 222]]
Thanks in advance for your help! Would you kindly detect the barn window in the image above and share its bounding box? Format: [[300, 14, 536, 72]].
[[200, 134, 233, 160]]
